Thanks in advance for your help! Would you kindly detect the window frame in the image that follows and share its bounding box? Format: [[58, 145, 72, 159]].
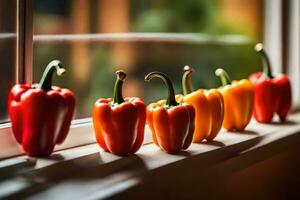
[[0, 0, 299, 159], [285, 0, 300, 109], [264, 0, 300, 109], [17, 0, 33, 84], [0, 0, 100, 159]]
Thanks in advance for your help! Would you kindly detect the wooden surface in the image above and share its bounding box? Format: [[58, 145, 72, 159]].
[[1, 114, 300, 199]]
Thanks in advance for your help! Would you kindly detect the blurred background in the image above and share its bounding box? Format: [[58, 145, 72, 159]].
[[33, 0, 263, 119], [1, 0, 264, 121]]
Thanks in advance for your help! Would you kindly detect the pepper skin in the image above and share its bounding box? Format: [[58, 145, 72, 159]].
[[176, 66, 224, 142], [145, 72, 195, 154], [93, 70, 146, 156], [249, 43, 292, 123], [8, 60, 75, 157], [215, 68, 254, 131]]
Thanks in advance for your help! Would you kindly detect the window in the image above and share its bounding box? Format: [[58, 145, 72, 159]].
[[32, 0, 263, 119], [0, 0, 299, 159]]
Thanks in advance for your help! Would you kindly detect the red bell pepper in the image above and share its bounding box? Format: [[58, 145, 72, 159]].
[[249, 43, 292, 123], [93, 70, 146, 156], [8, 60, 75, 157]]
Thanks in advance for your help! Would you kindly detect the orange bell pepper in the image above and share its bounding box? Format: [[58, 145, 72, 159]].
[[176, 66, 224, 142], [145, 72, 195, 154], [93, 70, 146, 156], [215, 68, 254, 131]]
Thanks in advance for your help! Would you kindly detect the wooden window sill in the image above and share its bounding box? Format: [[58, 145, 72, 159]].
[[1, 113, 300, 199]]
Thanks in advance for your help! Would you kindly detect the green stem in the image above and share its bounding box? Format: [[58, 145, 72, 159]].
[[113, 70, 126, 104], [145, 71, 178, 107], [254, 43, 273, 78], [182, 66, 194, 95], [215, 68, 232, 86], [38, 60, 66, 91]]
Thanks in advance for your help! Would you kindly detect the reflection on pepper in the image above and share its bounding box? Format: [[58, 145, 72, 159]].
[[145, 71, 195, 154]]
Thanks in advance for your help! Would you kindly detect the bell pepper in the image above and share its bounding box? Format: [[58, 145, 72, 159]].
[[93, 70, 146, 156], [249, 43, 292, 123], [145, 71, 195, 154], [176, 66, 224, 142], [8, 60, 75, 157], [215, 68, 254, 131]]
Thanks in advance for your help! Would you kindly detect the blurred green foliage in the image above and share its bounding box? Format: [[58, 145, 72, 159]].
[[131, 0, 252, 36], [131, 0, 216, 33]]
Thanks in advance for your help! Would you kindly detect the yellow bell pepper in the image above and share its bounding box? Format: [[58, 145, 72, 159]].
[[215, 68, 254, 131], [176, 66, 224, 142]]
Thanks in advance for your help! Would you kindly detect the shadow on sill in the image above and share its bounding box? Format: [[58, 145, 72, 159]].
[[1, 127, 272, 199], [5, 153, 148, 199], [267, 120, 298, 126], [201, 140, 226, 147]]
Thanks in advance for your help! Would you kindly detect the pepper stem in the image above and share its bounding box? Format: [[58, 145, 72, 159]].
[[145, 71, 178, 107], [113, 70, 126, 104], [215, 68, 232, 86], [182, 66, 194, 95], [255, 43, 273, 78], [38, 60, 66, 91]]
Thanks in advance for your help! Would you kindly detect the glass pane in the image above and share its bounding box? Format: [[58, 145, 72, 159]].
[[33, 0, 262, 119], [0, 0, 17, 123]]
